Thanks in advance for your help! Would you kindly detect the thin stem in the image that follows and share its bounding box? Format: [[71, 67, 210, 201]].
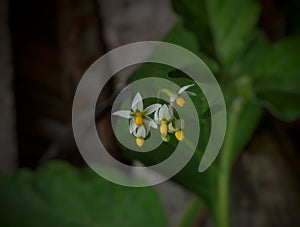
[[217, 96, 248, 227], [183, 137, 196, 152], [156, 88, 173, 100]]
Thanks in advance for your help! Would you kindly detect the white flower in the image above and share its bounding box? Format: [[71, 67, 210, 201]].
[[168, 119, 185, 133], [154, 104, 174, 135], [113, 92, 161, 133], [154, 104, 174, 123], [169, 119, 185, 141], [133, 125, 148, 147], [170, 84, 196, 107]]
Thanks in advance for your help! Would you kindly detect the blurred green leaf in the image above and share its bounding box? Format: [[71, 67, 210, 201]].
[[172, 0, 214, 56], [163, 22, 220, 74], [0, 162, 166, 227], [206, 0, 260, 65], [238, 31, 271, 78], [255, 37, 300, 121], [173, 0, 261, 65], [115, 1, 300, 226]]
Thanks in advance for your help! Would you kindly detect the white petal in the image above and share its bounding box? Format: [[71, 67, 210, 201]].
[[159, 104, 168, 120], [180, 119, 185, 129], [165, 109, 171, 120], [149, 119, 157, 129], [168, 105, 174, 119], [159, 104, 174, 121], [169, 95, 177, 103], [144, 116, 157, 129], [131, 92, 143, 111], [168, 122, 176, 133], [133, 128, 138, 137], [144, 104, 161, 115], [154, 109, 160, 123], [112, 110, 132, 119], [136, 126, 146, 138], [186, 91, 196, 96], [129, 118, 137, 134], [178, 84, 194, 94]]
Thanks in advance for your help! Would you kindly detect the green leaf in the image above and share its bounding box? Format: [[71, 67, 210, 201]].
[[206, 0, 261, 65], [163, 22, 220, 74], [226, 99, 262, 166], [172, 0, 261, 67], [255, 37, 300, 121], [172, 0, 214, 56], [256, 90, 300, 122], [238, 31, 271, 78], [0, 161, 167, 227]]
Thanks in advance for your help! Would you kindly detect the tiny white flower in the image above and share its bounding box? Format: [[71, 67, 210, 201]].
[[170, 84, 196, 107], [154, 104, 174, 135], [168, 119, 185, 141], [154, 104, 174, 123], [113, 92, 161, 133], [133, 125, 148, 147], [168, 119, 185, 133]]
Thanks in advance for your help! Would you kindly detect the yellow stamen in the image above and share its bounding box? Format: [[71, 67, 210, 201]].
[[175, 130, 184, 141], [135, 115, 143, 126], [176, 96, 185, 107], [136, 137, 144, 147], [160, 122, 168, 135]]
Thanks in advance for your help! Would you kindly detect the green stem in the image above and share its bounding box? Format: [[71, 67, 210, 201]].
[[183, 137, 196, 152], [156, 88, 174, 100], [217, 96, 248, 227]]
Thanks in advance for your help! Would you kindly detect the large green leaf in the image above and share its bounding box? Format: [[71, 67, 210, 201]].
[[173, 0, 261, 65], [206, 0, 261, 65], [163, 22, 220, 74], [224, 98, 262, 166], [172, 0, 214, 57], [0, 162, 166, 227], [235, 31, 271, 78], [255, 37, 300, 121]]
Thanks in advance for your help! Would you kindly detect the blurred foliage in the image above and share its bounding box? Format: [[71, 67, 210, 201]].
[[121, 0, 300, 226], [0, 162, 167, 227]]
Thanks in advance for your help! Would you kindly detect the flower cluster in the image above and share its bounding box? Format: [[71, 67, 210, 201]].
[[113, 84, 195, 147]]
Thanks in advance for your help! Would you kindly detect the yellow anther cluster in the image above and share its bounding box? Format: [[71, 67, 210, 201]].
[[176, 96, 185, 107], [175, 130, 184, 141], [136, 137, 144, 147], [135, 115, 143, 126], [160, 122, 168, 135]]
